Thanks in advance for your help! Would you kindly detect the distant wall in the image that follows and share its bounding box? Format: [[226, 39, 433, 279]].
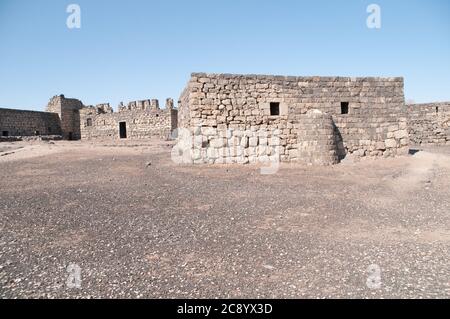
[[407, 102, 450, 145], [79, 100, 178, 140], [0, 108, 61, 137]]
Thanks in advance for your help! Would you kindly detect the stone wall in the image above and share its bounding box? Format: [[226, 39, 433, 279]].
[[407, 102, 450, 145], [44, 95, 178, 141], [80, 99, 178, 140], [46, 95, 84, 140], [176, 73, 409, 164], [178, 86, 191, 129], [0, 108, 61, 138]]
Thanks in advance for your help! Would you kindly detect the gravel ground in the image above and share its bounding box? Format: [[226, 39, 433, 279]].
[[0, 140, 449, 298]]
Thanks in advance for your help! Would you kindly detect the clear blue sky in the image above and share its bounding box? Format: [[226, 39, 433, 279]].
[[0, 0, 449, 111]]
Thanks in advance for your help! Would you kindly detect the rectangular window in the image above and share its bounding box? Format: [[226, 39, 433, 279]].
[[341, 102, 349, 114], [270, 102, 280, 116], [2, 131, 9, 137]]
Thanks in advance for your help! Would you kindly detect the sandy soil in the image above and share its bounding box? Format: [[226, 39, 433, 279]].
[[0, 140, 449, 298]]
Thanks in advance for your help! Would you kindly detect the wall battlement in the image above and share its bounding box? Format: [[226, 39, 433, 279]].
[[42, 94, 178, 141]]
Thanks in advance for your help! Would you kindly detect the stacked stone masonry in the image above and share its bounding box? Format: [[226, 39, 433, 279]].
[[295, 110, 339, 165], [1, 95, 178, 142], [44, 95, 177, 141], [80, 99, 177, 140], [0, 108, 61, 138], [3, 72, 450, 163], [46, 95, 84, 140], [407, 102, 450, 146], [177, 73, 410, 165]]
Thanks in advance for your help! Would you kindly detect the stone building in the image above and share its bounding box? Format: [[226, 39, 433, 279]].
[[79, 98, 177, 140], [407, 102, 450, 146], [2, 72, 450, 163], [1, 95, 178, 141], [176, 72, 410, 165], [46, 95, 84, 140]]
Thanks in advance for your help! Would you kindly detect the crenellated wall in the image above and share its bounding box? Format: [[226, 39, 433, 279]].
[[79, 99, 178, 140], [43, 95, 178, 141], [407, 102, 450, 146]]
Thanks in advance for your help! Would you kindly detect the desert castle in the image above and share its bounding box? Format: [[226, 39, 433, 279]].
[[1, 72, 449, 165]]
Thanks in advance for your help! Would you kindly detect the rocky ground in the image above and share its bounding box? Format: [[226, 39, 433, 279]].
[[0, 140, 449, 298]]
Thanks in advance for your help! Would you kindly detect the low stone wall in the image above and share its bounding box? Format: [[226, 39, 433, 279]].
[[407, 102, 450, 146], [0, 108, 62, 137]]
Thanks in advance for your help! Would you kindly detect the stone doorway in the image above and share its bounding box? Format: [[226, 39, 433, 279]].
[[119, 122, 127, 139]]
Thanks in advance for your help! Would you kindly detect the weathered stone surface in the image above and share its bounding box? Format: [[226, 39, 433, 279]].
[[407, 103, 450, 146], [385, 139, 397, 148], [44, 95, 178, 141], [0, 108, 61, 138], [177, 72, 409, 165]]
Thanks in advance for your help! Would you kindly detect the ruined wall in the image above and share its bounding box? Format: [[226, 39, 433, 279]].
[[80, 99, 178, 140], [0, 108, 61, 138], [45, 95, 177, 141], [178, 86, 191, 129], [46, 95, 84, 140], [407, 102, 450, 145], [177, 73, 408, 164]]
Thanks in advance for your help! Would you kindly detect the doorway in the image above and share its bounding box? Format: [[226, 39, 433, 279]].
[[119, 122, 127, 139]]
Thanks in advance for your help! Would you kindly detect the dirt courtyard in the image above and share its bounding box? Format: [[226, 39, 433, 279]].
[[0, 140, 449, 298]]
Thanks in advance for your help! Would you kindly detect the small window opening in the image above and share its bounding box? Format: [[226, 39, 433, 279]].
[[2, 131, 9, 137], [436, 106, 439, 114], [270, 102, 280, 116], [341, 102, 349, 114], [35, 130, 40, 136], [86, 118, 93, 127]]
